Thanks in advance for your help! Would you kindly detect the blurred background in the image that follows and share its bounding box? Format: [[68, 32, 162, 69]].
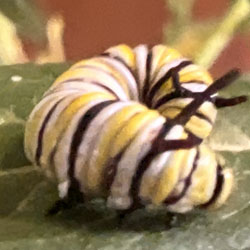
[[0, 0, 249, 76]]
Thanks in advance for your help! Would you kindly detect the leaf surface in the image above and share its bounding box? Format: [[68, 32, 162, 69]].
[[1, 64, 250, 250]]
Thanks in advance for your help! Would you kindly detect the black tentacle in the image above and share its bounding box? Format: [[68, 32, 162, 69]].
[[172, 69, 242, 126], [213, 96, 247, 108]]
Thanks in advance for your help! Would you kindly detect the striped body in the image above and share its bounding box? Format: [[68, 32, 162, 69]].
[[24, 44, 233, 213]]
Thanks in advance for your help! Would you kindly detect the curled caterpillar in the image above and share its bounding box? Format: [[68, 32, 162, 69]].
[[24, 44, 246, 216]]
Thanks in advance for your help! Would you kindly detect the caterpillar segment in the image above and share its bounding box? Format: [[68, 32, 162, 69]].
[[133, 45, 217, 140], [24, 44, 246, 218]]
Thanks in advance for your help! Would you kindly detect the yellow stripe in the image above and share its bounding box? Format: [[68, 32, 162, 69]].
[[53, 68, 126, 99], [69, 59, 88, 69], [152, 64, 213, 105], [106, 44, 136, 69], [40, 92, 115, 168], [70, 58, 130, 96], [86, 103, 147, 193], [151, 45, 168, 76], [149, 46, 182, 90], [109, 110, 160, 158], [179, 65, 213, 85], [177, 147, 197, 179], [53, 68, 83, 86], [152, 79, 174, 104], [189, 145, 217, 205], [160, 107, 180, 119], [208, 168, 234, 210], [152, 149, 188, 204], [158, 47, 182, 68], [151, 46, 185, 101], [24, 96, 64, 162], [186, 116, 212, 139], [160, 106, 213, 139], [158, 99, 217, 123], [150, 47, 182, 92], [139, 136, 193, 203]]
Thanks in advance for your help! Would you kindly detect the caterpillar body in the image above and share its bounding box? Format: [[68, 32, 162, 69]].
[[24, 44, 246, 215]]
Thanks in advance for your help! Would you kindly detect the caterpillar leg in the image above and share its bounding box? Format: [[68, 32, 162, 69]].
[[47, 199, 72, 216], [116, 208, 135, 223], [46, 184, 84, 216], [164, 212, 174, 229], [116, 203, 144, 224]]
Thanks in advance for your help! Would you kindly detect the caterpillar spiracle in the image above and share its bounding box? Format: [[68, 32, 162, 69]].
[[24, 44, 246, 216]]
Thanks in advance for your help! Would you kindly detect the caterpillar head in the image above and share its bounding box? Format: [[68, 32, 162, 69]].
[[201, 156, 234, 210], [164, 144, 234, 214], [162, 69, 246, 140]]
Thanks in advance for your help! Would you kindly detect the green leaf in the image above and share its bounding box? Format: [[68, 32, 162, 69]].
[[0, 63, 69, 170], [208, 75, 250, 151], [1, 64, 250, 249]]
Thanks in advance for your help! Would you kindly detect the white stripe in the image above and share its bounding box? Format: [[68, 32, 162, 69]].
[[140, 125, 184, 181], [42, 94, 83, 133], [158, 97, 217, 122], [70, 67, 128, 100], [53, 99, 106, 194], [139, 125, 188, 203], [151, 58, 188, 87], [107, 116, 165, 210], [167, 146, 216, 213], [44, 81, 110, 97], [181, 83, 208, 92], [74, 102, 131, 193], [25, 91, 78, 162], [28, 90, 80, 121], [134, 44, 148, 96], [39, 94, 85, 171], [100, 57, 139, 101], [150, 45, 166, 79], [86, 101, 136, 188]]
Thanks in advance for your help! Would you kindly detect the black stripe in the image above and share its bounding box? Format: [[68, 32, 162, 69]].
[[75, 64, 121, 81], [164, 148, 200, 205], [68, 100, 116, 190], [35, 98, 65, 166], [154, 91, 179, 109], [200, 165, 224, 208], [154, 87, 203, 109], [104, 151, 125, 191], [75, 64, 127, 92], [129, 122, 172, 206], [146, 61, 192, 107], [100, 52, 140, 95], [171, 69, 240, 126], [103, 111, 146, 191], [194, 112, 213, 124], [159, 104, 212, 124], [58, 78, 119, 99], [142, 50, 152, 102], [101, 55, 140, 100], [153, 133, 202, 154], [101, 52, 136, 80]]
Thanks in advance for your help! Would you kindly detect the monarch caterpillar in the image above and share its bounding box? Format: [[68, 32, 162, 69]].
[[24, 44, 246, 217]]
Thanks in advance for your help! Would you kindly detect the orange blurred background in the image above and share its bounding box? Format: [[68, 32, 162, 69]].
[[34, 0, 250, 76]]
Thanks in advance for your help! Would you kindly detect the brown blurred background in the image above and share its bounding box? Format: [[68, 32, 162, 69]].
[[33, 0, 250, 76]]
